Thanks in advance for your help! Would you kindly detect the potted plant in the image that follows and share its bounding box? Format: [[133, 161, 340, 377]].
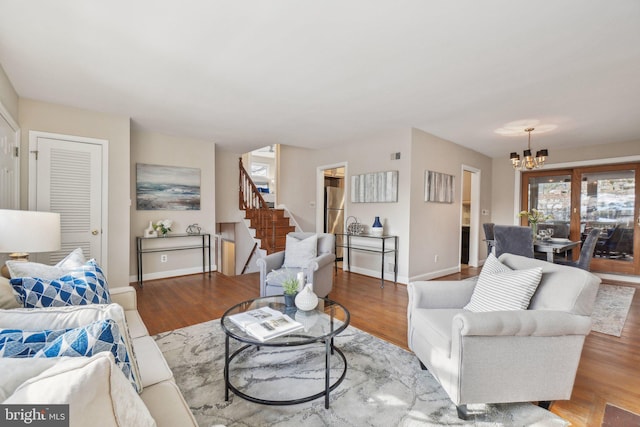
[[281, 274, 300, 308], [518, 209, 552, 240]]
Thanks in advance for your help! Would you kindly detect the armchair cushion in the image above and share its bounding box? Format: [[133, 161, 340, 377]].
[[464, 254, 542, 312], [282, 234, 318, 268]]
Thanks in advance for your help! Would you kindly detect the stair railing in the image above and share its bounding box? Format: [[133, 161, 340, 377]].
[[239, 157, 276, 253]]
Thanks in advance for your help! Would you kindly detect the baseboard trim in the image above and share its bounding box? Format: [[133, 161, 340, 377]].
[[342, 265, 408, 285], [129, 265, 217, 284], [409, 266, 460, 283]]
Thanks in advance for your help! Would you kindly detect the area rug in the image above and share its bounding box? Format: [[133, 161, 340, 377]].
[[155, 320, 567, 427], [590, 285, 635, 337]]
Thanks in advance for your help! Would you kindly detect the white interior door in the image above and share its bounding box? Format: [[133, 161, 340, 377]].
[[29, 132, 105, 265], [0, 106, 19, 209]]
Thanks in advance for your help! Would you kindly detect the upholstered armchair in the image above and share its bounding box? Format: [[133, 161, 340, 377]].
[[407, 253, 600, 419], [256, 232, 335, 298]]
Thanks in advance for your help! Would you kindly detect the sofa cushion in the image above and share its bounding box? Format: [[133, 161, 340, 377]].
[[0, 357, 63, 400], [11, 260, 111, 308], [140, 381, 198, 427], [0, 276, 20, 309], [265, 267, 304, 288], [133, 336, 174, 388], [0, 304, 143, 393], [282, 234, 317, 268], [411, 308, 461, 358], [4, 248, 86, 280], [3, 352, 156, 427], [125, 310, 150, 339]]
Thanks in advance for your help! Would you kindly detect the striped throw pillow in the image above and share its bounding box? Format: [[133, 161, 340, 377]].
[[465, 254, 542, 312]]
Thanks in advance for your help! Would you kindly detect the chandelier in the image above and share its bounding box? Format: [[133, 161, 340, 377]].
[[509, 127, 549, 170]]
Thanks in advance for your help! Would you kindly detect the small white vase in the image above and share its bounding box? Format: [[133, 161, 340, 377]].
[[144, 221, 157, 238], [295, 284, 318, 311]]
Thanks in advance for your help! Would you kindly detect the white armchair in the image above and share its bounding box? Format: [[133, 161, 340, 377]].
[[256, 232, 335, 298], [407, 253, 600, 419]]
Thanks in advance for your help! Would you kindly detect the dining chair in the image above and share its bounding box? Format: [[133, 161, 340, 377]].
[[482, 223, 495, 254], [493, 225, 534, 258], [556, 228, 601, 271]]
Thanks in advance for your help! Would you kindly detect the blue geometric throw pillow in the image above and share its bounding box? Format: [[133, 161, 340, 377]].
[[36, 319, 138, 391], [10, 261, 111, 308], [0, 328, 68, 357]]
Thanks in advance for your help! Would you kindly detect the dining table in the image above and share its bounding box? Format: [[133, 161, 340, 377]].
[[533, 238, 581, 263], [484, 238, 581, 263]]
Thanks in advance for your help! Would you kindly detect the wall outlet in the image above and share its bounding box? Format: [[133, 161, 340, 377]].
[[160, 254, 168, 263], [434, 254, 439, 263]]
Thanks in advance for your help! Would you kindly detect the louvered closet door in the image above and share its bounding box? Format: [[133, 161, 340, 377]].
[[34, 137, 102, 264]]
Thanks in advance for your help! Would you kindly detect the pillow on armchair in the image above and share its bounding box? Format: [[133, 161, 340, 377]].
[[464, 253, 543, 312], [282, 234, 318, 268]]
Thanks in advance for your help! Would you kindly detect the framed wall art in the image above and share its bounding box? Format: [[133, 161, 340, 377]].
[[425, 170, 454, 203], [136, 163, 201, 210], [351, 170, 398, 203]]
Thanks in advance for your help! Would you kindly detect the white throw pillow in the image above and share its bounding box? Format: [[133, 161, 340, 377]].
[[282, 234, 318, 268], [0, 357, 63, 401], [0, 303, 143, 393], [5, 248, 86, 280], [465, 254, 543, 312], [4, 352, 156, 427]]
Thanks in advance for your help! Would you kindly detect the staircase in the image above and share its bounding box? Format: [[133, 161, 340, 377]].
[[239, 158, 295, 255]]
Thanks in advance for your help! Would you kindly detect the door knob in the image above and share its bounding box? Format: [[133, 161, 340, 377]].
[[92, 230, 99, 235]]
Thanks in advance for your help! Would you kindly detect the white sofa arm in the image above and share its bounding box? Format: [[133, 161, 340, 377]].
[[408, 280, 476, 310], [453, 310, 593, 337], [110, 286, 137, 311]]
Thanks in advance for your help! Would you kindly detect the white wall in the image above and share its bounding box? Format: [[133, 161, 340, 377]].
[[409, 128, 492, 280], [130, 129, 216, 280], [18, 99, 131, 287]]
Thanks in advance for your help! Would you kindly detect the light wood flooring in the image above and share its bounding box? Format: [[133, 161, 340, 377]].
[[134, 266, 640, 426]]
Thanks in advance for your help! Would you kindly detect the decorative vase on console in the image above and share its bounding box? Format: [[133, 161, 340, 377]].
[[371, 216, 384, 237], [143, 221, 157, 238]]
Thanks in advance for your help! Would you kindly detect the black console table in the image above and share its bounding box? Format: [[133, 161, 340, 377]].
[[335, 233, 398, 288], [136, 233, 211, 287]]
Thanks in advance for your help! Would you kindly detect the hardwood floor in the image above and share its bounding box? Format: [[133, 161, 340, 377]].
[[134, 266, 640, 426]]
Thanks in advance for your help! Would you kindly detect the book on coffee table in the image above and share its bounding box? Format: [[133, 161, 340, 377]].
[[244, 314, 303, 342], [228, 307, 282, 331]]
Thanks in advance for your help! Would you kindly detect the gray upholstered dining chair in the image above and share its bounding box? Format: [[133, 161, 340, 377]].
[[493, 225, 534, 258], [482, 223, 494, 254], [556, 228, 600, 271]]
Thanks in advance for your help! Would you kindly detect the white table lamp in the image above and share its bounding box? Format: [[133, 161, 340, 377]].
[[0, 209, 61, 277]]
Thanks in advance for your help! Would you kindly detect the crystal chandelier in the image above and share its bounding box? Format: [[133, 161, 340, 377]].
[[509, 127, 549, 170]]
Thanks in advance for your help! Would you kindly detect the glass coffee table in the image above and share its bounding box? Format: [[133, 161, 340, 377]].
[[221, 295, 350, 409]]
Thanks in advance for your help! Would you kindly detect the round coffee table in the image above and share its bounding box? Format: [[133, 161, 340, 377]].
[[221, 295, 350, 409]]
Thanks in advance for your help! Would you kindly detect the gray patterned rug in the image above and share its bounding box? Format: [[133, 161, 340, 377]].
[[591, 284, 635, 337], [155, 320, 567, 427]]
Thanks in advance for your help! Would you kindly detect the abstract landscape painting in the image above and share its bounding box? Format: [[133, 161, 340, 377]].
[[136, 163, 201, 210]]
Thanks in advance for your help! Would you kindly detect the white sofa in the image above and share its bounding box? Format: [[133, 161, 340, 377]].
[[0, 277, 198, 427]]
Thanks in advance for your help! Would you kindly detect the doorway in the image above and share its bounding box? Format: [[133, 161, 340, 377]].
[[316, 163, 347, 262], [28, 131, 108, 266], [461, 166, 481, 267]]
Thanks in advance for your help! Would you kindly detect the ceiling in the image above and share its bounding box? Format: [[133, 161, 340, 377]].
[[1, 1, 639, 158]]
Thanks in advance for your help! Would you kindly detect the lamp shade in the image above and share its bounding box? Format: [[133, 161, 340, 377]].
[[0, 209, 61, 254]]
